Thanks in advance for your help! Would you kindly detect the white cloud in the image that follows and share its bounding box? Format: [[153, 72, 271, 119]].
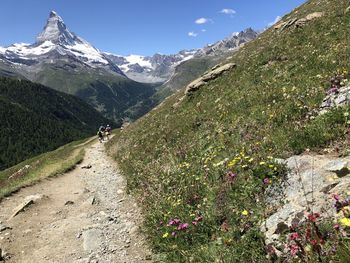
[[201, 29, 207, 32], [188, 31, 198, 37], [220, 8, 236, 15], [195, 17, 209, 24], [268, 16, 282, 26]]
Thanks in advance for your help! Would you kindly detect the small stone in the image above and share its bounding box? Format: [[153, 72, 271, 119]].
[[83, 188, 90, 193], [88, 196, 96, 205], [64, 201, 74, 205], [0, 224, 11, 233], [23, 229, 32, 234], [10, 200, 34, 218]]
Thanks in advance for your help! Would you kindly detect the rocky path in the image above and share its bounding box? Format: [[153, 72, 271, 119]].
[[0, 139, 152, 263]]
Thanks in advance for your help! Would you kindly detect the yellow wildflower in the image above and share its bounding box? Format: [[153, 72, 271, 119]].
[[242, 210, 249, 216], [162, 232, 169, 238], [228, 160, 236, 167], [340, 217, 350, 227]]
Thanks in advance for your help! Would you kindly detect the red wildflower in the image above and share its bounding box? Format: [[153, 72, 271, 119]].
[[289, 243, 300, 256], [310, 239, 318, 246], [289, 232, 299, 240], [307, 213, 320, 222]]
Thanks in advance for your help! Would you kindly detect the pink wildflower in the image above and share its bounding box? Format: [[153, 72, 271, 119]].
[[310, 239, 318, 246], [263, 178, 271, 185], [289, 243, 299, 256], [333, 194, 341, 200], [169, 218, 181, 226], [178, 223, 189, 230], [307, 212, 320, 222], [195, 215, 203, 222], [289, 232, 299, 241], [327, 87, 339, 95], [227, 171, 237, 182]]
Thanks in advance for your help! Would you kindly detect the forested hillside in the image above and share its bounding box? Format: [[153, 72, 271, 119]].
[[0, 77, 111, 170]]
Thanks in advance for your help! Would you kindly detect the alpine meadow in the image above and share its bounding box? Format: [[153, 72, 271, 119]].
[[1, 0, 350, 262]]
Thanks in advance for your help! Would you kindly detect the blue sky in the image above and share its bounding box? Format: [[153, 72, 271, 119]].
[[0, 0, 306, 56]]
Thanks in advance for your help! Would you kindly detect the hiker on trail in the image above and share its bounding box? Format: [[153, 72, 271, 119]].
[[99, 125, 105, 132], [105, 124, 111, 140], [97, 129, 103, 143], [98, 125, 106, 141]]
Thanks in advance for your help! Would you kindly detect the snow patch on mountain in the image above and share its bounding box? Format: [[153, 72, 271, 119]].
[[125, 55, 152, 68], [5, 41, 55, 57], [66, 42, 108, 64], [104, 50, 197, 83]]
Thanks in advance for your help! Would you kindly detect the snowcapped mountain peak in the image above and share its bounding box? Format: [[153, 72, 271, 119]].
[[0, 11, 125, 76], [36, 10, 78, 46], [49, 10, 59, 18]]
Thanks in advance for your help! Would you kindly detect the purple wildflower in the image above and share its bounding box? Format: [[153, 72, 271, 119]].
[[178, 223, 189, 230], [263, 178, 270, 185], [169, 218, 181, 226]]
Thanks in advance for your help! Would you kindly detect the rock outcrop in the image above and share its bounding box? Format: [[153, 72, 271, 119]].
[[185, 63, 236, 95], [10, 194, 46, 219], [274, 12, 324, 31], [262, 154, 350, 245], [319, 85, 350, 115]]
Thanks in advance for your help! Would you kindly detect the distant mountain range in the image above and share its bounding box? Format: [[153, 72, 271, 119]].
[[0, 11, 258, 123], [104, 28, 258, 84]]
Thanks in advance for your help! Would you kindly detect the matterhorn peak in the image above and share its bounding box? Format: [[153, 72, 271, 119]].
[[36, 11, 79, 46], [49, 10, 59, 18]]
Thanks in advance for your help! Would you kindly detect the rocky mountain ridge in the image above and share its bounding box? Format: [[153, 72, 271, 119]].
[[104, 28, 258, 83]]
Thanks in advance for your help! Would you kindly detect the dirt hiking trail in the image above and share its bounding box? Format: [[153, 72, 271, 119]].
[[0, 139, 152, 263]]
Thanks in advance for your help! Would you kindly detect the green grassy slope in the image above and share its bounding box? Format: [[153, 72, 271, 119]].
[[155, 56, 223, 101], [0, 77, 111, 170], [108, 0, 350, 261], [0, 138, 89, 199]]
